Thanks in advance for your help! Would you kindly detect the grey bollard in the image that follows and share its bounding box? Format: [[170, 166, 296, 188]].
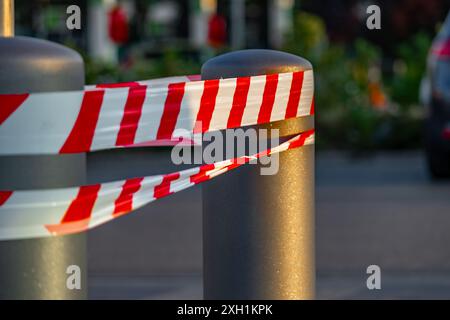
[[0, 3, 87, 299], [201, 49, 315, 299]]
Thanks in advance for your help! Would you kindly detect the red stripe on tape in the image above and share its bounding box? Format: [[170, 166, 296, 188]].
[[289, 129, 315, 149], [113, 177, 144, 217], [310, 95, 315, 115], [285, 71, 304, 119], [45, 184, 101, 235], [257, 74, 279, 124], [190, 164, 216, 184], [157, 82, 185, 140], [227, 76, 251, 128], [60, 90, 105, 153], [154, 172, 180, 199], [226, 161, 242, 171], [61, 185, 101, 223], [0, 191, 13, 206], [194, 79, 220, 133], [116, 85, 147, 146], [0, 94, 29, 125]]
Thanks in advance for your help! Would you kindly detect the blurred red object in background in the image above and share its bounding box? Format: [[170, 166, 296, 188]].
[[108, 5, 129, 45], [432, 39, 450, 59], [208, 13, 227, 48]]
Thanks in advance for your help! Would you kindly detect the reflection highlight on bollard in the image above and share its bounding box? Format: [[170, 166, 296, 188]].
[[0, 0, 87, 299], [0, 1, 315, 299], [202, 49, 315, 300]]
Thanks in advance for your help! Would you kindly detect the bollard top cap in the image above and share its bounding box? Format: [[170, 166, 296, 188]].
[[0, 36, 84, 94], [201, 49, 312, 80]]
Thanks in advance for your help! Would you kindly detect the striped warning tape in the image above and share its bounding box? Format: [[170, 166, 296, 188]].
[[0, 71, 314, 240], [0, 71, 313, 155], [0, 130, 314, 240]]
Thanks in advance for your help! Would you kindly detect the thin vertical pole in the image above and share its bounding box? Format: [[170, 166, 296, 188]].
[[0, 0, 14, 37], [230, 0, 245, 49]]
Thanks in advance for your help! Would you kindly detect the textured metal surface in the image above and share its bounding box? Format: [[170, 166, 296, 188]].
[[202, 49, 315, 299], [0, 36, 87, 299]]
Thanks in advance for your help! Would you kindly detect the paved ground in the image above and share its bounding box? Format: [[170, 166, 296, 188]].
[[89, 272, 450, 300], [87, 150, 450, 299], [316, 151, 450, 272]]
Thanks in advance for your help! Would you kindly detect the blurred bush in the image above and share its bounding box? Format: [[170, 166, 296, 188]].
[[80, 47, 201, 85], [69, 10, 431, 152], [284, 12, 431, 151], [388, 32, 431, 108]]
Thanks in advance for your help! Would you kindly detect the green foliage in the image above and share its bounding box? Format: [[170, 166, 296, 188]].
[[283, 12, 328, 65], [283, 12, 431, 151], [72, 10, 431, 151], [81, 48, 201, 85], [388, 32, 432, 108]]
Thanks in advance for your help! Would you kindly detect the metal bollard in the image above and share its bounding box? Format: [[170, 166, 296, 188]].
[[201, 49, 315, 299], [0, 0, 87, 299]]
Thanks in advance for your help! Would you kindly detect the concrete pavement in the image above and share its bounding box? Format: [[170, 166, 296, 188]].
[[316, 151, 450, 272], [88, 272, 450, 299], [87, 150, 450, 299]]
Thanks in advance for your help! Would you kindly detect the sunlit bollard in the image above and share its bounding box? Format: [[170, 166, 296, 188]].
[[0, 0, 87, 299], [201, 49, 315, 299]]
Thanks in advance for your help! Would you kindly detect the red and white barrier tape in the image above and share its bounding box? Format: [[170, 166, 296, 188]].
[[0, 71, 313, 155], [0, 71, 314, 240], [0, 130, 314, 240]]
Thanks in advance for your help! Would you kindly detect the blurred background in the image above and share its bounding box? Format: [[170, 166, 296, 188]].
[[13, 0, 450, 299], [15, 0, 449, 150]]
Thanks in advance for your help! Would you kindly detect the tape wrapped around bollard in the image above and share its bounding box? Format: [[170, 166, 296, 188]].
[[0, 130, 314, 240], [0, 71, 314, 240], [0, 71, 313, 154]]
